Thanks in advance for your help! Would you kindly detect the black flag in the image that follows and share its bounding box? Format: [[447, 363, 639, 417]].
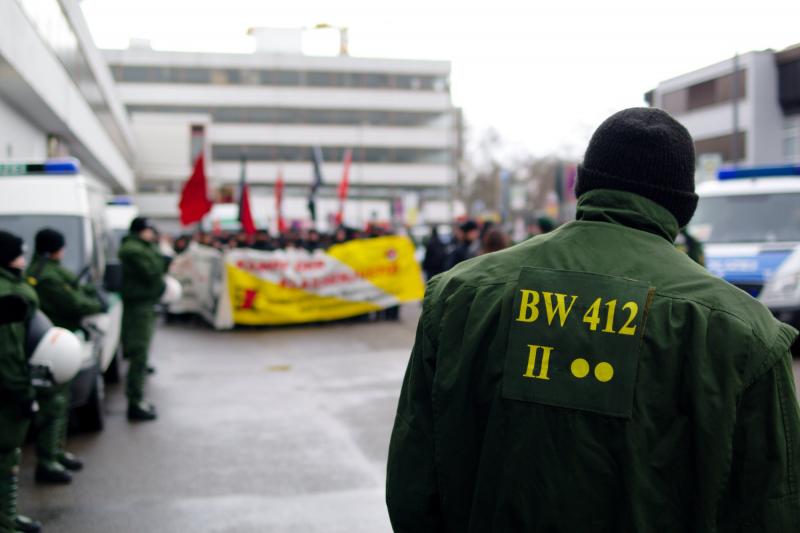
[[308, 146, 324, 224]]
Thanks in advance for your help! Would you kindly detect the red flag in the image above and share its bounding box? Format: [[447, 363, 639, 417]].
[[179, 153, 213, 226], [238, 156, 256, 235], [275, 171, 287, 233], [335, 149, 353, 226]]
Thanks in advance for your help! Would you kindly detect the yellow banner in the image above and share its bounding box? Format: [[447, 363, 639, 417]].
[[226, 236, 424, 325]]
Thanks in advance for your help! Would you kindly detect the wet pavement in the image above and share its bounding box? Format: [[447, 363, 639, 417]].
[[18, 306, 420, 533], [16, 303, 800, 533]]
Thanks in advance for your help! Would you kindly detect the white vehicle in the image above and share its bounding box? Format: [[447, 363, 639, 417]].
[[689, 165, 800, 343], [104, 198, 139, 260], [0, 158, 124, 430]]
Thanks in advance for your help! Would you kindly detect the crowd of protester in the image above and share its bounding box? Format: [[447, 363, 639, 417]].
[[422, 216, 557, 280], [169, 223, 397, 256], [162, 216, 559, 282]]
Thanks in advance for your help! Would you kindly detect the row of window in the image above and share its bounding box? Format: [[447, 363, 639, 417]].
[[110, 65, 449, 92], [211, 145, 451, 164], [662, 70, 748, 115], [128, 105, 449, 128]]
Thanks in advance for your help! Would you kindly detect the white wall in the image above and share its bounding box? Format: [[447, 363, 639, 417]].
[[0, 0, 134, 191], [0, 96, 47, 159], [104, 48, 451, 76], [211, 161, 452, 187], [117, 84, 451, 112], [672, 102, 752, 141], [208, 124, 452, 148], [131, 112, 209, 178]]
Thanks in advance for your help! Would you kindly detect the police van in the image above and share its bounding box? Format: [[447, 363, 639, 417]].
[[0, 158, 123, 430], [689, 165, 800, 338]]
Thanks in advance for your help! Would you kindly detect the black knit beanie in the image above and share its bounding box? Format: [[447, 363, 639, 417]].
[[576, 107, 698, 227], [0, 231, 25, 267], [35, 228, 65, 255], [130, 216, 151, 234]]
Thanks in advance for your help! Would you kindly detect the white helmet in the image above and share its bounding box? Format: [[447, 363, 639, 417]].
[[27, 311, 83, 384], [161, 275, 183, 305]]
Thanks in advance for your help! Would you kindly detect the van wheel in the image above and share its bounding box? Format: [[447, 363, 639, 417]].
[[76, 374, 105, 432], [104, 345, 122, 384]]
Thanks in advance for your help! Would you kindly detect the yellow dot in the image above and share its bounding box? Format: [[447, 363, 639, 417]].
[[570, 358, 590, 379], [595, 362, 614, 382]]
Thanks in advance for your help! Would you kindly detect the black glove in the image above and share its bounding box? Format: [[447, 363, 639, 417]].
[[0, 294, 29, 325], [0, 388, 38, 416]]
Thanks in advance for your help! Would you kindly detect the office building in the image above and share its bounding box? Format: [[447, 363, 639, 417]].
[[646, 43, 800, 178], [104, 29, 460, 231]]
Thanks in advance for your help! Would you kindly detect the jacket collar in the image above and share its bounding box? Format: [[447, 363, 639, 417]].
[[0, 265, 22, 282], [31, 254, 58, 265], [575, 189, 680, 243]]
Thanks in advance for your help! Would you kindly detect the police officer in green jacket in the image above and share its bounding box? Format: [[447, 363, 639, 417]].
[[120, 217, 165, 422], [0, 231, 42, 533], [387, 108, 800, 532], [27, 228, 105, 484]]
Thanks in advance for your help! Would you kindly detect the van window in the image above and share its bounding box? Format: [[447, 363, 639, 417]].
[[0, 215, 85, 274], [690, 193, 800, 243]]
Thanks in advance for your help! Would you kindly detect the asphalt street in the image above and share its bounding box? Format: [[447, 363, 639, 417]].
[[18, 306, 420, 533], [16, 305, 800, 533]]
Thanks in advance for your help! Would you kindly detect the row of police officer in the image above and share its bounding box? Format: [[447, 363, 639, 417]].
[[0, 216, 165, 532]]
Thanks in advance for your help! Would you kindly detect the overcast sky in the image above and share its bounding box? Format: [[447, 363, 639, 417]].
[[83, 0, 800, 159]]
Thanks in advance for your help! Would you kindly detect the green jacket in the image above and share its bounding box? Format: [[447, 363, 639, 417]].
[[387, 189, 800, 533], [0, 267, 39, 409], [119, 235, 165, 304], [26, 255, 103, 331]]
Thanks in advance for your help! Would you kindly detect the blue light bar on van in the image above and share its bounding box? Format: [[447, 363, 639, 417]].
[[0, 159, 80, 176], [43, 159, 80, 174], [108, 197, 133, 205], [718, 165, 800, 180]]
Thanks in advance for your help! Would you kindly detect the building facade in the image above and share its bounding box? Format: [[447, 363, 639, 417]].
[[0, 0, 135, 192], [104, 29, 460, 232], [646, 43, 800, 179]]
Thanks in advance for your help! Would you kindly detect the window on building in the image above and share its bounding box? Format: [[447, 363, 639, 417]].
[[694, 131, 746, 163], [274, 71, 300, 85], [111, 62, 449, 92], [127, 105, 447, 128], [395, 75, 414, 90], [307, 71, 333, 87], [190, 125, 205, 163], [210, 70, 229, 84], [241, 69, 260, 85], [362, 73, 388, 88], [662, 89, 688, 114], [119, 66, 151, 82], [662, 70, 747, 115], [211, 144, 449, 164]]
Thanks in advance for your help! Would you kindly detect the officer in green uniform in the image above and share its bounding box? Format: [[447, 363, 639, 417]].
[[387, 108, 800, 532], [120, 217, 165, 421], [27, 229, 105, 484], [0, 231, 42, 533]]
